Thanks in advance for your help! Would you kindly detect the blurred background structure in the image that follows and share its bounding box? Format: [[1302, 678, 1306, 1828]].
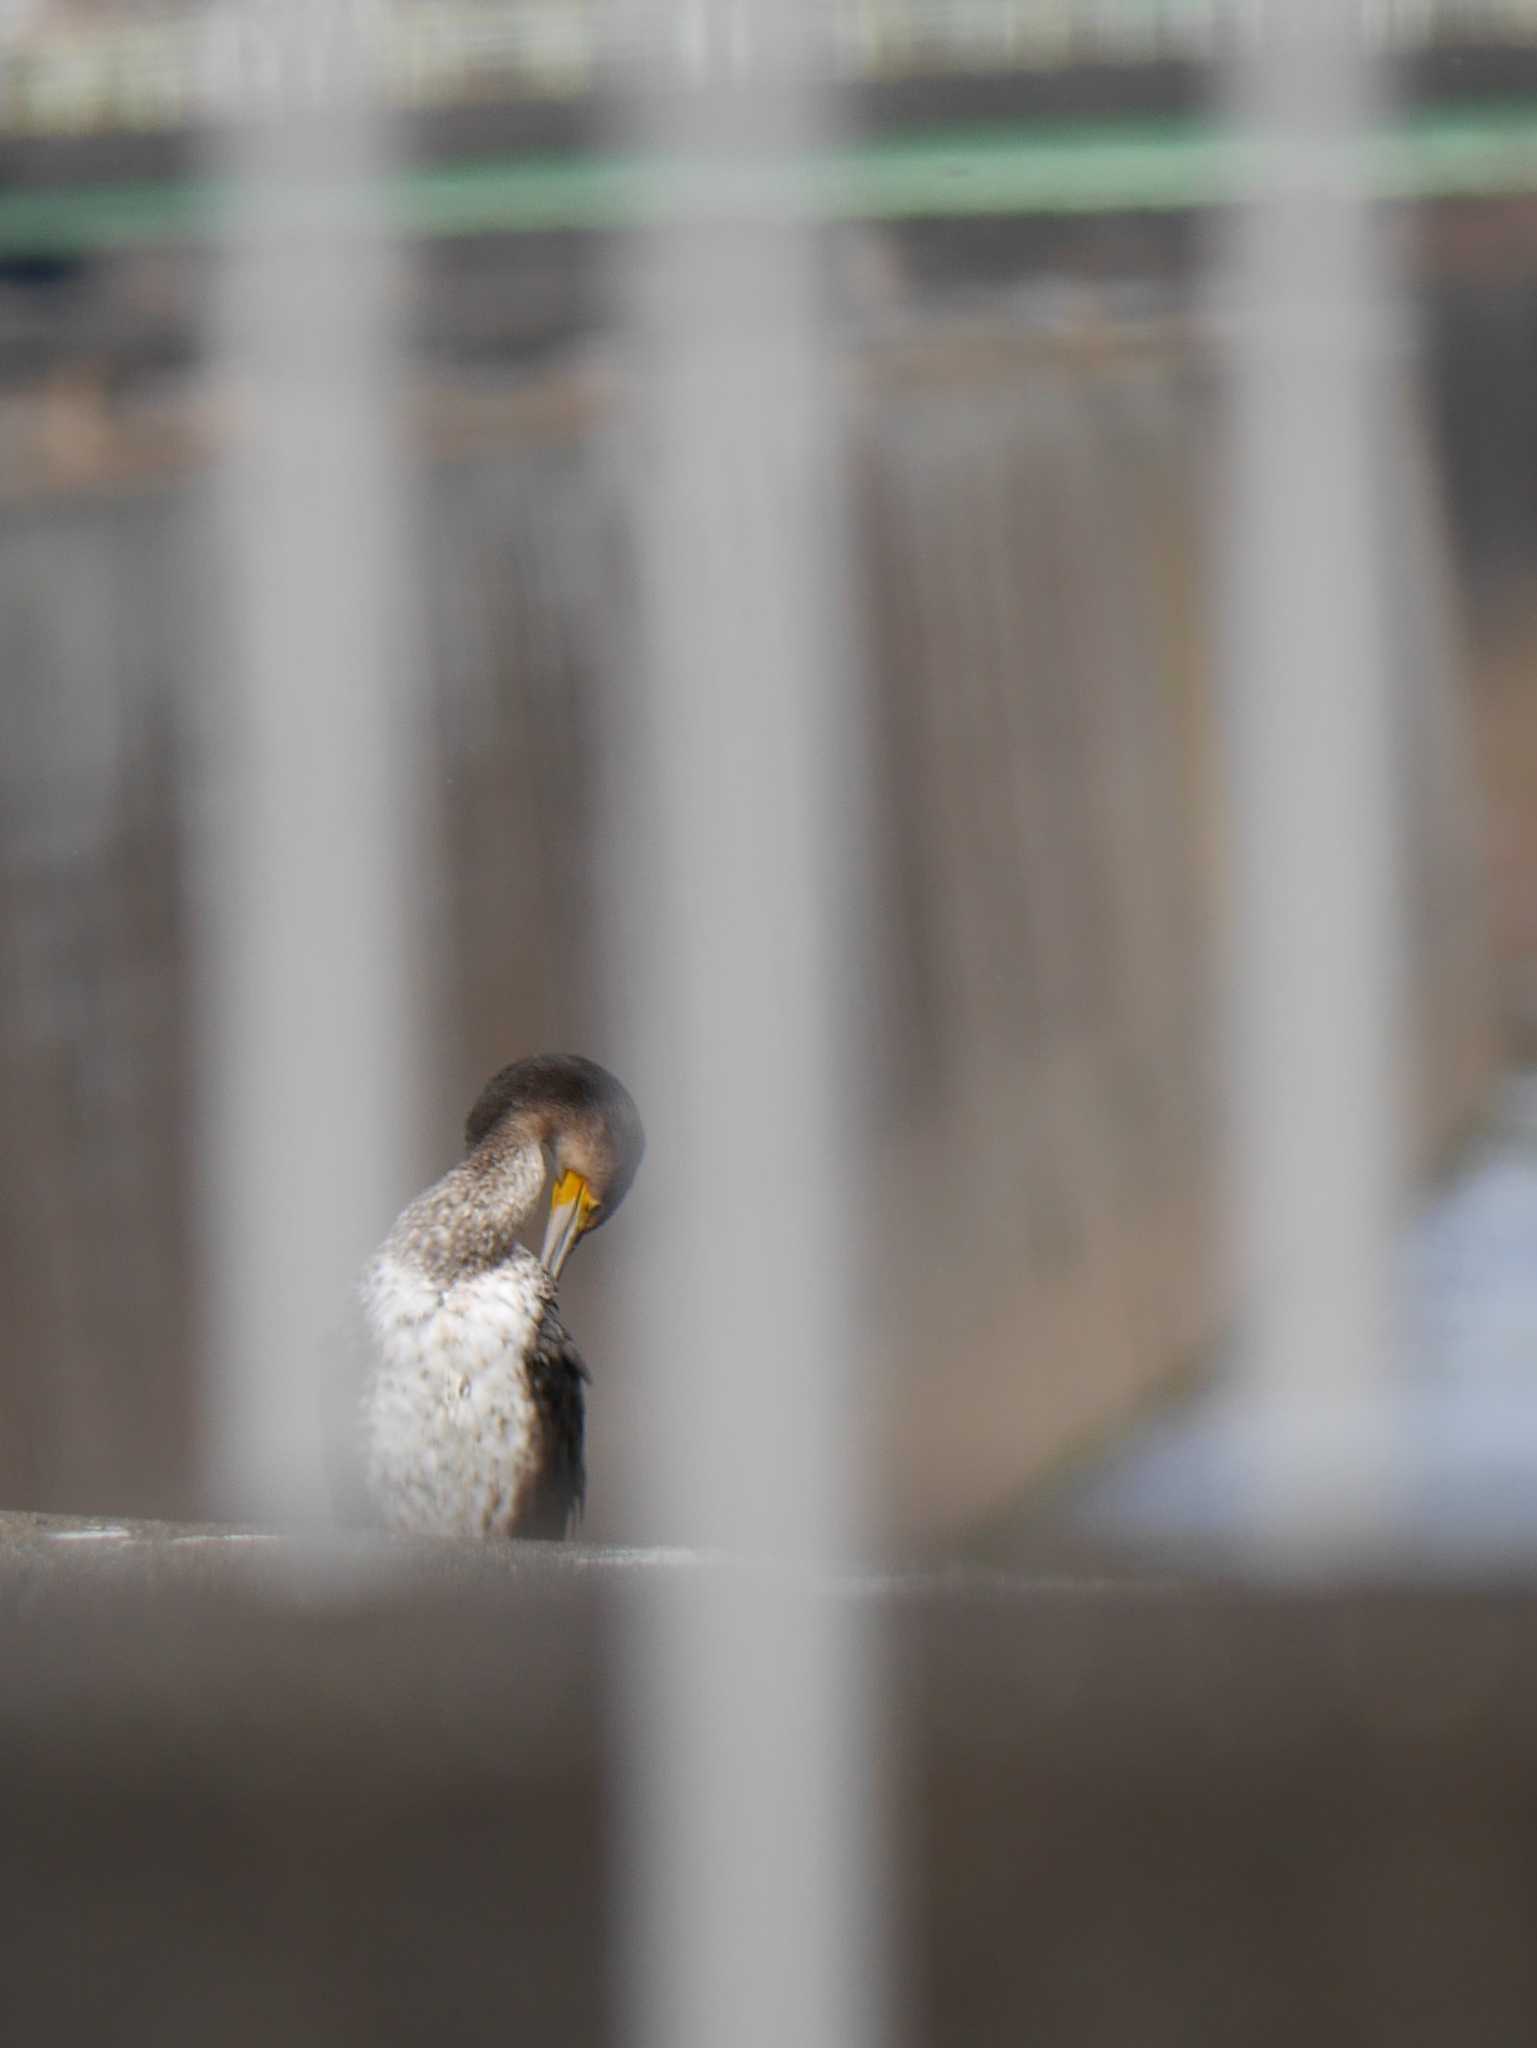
[[0, 0, 1512, 1537], [7, 3, 1537, 2044]]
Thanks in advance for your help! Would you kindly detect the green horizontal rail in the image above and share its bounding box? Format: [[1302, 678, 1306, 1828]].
[[0, 103, 1536, 256]]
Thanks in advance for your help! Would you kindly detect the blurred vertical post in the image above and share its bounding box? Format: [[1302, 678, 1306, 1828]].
[[195, 1, 427, 1524], [611, 6, 886, 2048], [1222, 0, 1405, 1557]]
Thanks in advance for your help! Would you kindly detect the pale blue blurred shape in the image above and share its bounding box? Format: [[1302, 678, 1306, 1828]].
[[1074, 1076, 1537, 1564]]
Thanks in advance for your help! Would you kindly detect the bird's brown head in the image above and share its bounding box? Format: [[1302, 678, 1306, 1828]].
[[464, 1053, 645, 1279]]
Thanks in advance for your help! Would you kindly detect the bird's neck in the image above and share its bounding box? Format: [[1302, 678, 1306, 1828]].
[[389, 1131, 547, 1287]]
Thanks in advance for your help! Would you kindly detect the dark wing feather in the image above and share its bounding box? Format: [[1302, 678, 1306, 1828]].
[[517, 1305, 589, 1540]]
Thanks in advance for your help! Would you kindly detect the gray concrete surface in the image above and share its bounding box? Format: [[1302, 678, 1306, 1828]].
[[5, 1512, 1537, 2046]]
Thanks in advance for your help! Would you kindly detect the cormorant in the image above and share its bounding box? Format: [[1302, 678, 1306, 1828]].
[[362, 1053, 643, 1539]]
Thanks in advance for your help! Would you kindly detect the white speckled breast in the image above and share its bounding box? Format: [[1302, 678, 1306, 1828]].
[[361, 1238, 557, 1538]]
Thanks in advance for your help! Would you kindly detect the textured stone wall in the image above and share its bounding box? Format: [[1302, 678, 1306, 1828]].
[[0, 323, 1495, 1535]]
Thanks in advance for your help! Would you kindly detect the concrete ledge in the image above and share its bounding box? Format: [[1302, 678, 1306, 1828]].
[[5, 1513, 1537, 2046]]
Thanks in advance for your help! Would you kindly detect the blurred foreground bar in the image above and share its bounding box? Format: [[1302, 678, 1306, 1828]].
[[195, 0, 429, 1525], [612, 7, 882, 2048], [1220, 0, 1405, 1555], [4, 1518, 1537, 2046]]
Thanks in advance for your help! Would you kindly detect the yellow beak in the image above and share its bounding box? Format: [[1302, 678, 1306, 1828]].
[[540, 1168, 599, 1281]]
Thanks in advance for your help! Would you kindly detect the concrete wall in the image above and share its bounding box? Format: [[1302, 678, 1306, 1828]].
[[0, 319, 1495, 1536]]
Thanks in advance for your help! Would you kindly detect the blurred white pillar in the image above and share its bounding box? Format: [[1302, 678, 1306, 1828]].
[[1221, 0, 1406, 1559], [611, 7, 887, 2048], [195, 1, 428, 1524]]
